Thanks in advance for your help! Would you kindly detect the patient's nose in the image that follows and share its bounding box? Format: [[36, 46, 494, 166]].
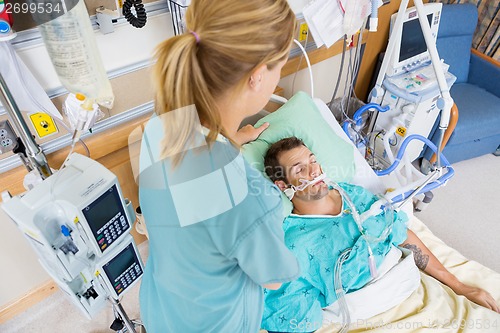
[[310, 165, 320, 178]]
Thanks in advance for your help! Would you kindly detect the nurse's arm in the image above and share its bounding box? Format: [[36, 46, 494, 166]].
[[263, 283, 282, 290]]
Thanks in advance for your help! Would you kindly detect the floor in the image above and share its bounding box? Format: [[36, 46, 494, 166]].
[[415, 153, 500, 273]]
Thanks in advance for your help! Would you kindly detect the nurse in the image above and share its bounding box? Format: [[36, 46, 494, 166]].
[[137, 0, 300, 332]]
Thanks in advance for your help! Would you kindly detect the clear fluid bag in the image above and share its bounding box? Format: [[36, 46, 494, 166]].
[[37, 0, 114, 108]]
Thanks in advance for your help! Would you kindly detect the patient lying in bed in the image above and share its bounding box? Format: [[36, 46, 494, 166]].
[[261, 137, 499, 333]]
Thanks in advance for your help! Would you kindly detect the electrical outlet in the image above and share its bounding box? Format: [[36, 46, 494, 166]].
[[294, 13, 309, 42], [0, 120, 18, 154], [298, 21, 309, 42]]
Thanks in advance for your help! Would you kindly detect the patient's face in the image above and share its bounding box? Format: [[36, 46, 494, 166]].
[[278, 146, 329, 201]]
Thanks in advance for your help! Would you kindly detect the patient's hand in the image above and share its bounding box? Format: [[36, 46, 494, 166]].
[[454, 283, 500, 313], [234, 123, 269, 145]]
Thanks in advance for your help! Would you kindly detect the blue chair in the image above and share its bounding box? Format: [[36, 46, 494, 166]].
[[424, 3, 500, 164]]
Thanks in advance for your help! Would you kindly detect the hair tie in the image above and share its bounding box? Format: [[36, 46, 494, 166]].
[[190, 31, 200, 44]]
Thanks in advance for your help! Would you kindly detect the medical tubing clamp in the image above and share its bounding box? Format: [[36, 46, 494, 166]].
[[374, 134, 455, 204], [342, 103, 391, 142]]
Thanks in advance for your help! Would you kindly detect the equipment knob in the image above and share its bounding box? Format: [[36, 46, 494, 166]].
[[0, 20, 11, 34]]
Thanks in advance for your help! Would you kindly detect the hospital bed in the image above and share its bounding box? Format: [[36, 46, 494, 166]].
[[241, 92, 500, 332]]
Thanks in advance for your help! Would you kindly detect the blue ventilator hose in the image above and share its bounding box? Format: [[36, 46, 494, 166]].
[[342, 103, 390, 141], [375, 134, 455, 204]]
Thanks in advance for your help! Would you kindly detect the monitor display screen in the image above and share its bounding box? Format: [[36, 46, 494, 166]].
[[399, 13, 433, 62], [103, 243, 142, 296], [82, 184, 124, 242]]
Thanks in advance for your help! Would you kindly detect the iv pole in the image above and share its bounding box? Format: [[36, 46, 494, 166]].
[[370, 0, 454, 168], [0, 72, 52, 179]]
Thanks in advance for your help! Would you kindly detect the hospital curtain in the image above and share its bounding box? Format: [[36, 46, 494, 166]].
[[429, 0, 500, 60]]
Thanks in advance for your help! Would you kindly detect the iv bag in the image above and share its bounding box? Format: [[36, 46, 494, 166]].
[[342, 0, 372, 37], [37, 0, 114, 109]]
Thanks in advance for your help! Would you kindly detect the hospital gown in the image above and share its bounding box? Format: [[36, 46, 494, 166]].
[[138, 117, 300, 333], [262, 183, 408, 333]]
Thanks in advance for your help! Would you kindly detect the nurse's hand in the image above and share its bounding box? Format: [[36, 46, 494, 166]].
[[234, 122, 270, 145]]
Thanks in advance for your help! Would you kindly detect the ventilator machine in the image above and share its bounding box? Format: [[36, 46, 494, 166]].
[[342, 1, 455, 210]]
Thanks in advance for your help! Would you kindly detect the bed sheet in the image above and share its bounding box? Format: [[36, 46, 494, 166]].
[[314, 215, 500, 332]]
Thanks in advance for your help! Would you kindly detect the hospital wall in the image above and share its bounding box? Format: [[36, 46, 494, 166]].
[[0, 12, 355, 318]]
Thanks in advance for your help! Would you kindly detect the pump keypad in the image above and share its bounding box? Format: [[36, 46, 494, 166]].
[[113, 261, 143, 296], [96, 212, 129, 251]]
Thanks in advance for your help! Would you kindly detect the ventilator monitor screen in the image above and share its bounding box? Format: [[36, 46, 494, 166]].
[[82, 184, 129, 252], [388, 3, 442, 76], [102, 242, 143, 296], [399, 13, 433, 62]]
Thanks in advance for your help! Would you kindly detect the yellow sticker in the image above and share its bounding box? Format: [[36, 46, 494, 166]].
[[299, 22, 308, 42], [396, 126, 407, 137], [29, 113, 58, 138]]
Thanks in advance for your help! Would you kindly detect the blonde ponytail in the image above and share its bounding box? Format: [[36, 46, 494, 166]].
[[153, 0, 296, 165]]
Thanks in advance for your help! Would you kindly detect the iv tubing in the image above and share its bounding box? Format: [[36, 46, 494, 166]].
[[329, 35, 347, 118], [293, 39, 314, 98], [0, 73, 52, 179], [8, 43, 91, 157], [334, 248, 352, 333]]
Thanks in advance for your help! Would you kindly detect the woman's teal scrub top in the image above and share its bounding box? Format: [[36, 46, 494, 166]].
[[138, 117, 300, 333]]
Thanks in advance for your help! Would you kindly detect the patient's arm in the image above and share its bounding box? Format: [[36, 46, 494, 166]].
[[401, 229, 500, 313]]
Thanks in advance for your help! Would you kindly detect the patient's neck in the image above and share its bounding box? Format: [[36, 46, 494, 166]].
[[292, 190, 342, 216]]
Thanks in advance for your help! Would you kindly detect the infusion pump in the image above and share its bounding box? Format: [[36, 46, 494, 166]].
[[1, 153, 143, 319]]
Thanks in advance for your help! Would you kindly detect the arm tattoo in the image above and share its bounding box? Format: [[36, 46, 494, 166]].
[[403, 244, 430, 270]]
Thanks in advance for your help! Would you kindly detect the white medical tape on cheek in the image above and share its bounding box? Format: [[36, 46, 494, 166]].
[[284, 186, 296, 200]]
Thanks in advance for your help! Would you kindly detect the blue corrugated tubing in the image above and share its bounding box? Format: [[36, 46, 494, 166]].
[[353, 103, 390, 125], [343, 103, 390, 140], [375, 134, 455, 203]]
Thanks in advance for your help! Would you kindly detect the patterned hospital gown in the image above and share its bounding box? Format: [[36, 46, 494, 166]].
[[262, 183, 408, 333]]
